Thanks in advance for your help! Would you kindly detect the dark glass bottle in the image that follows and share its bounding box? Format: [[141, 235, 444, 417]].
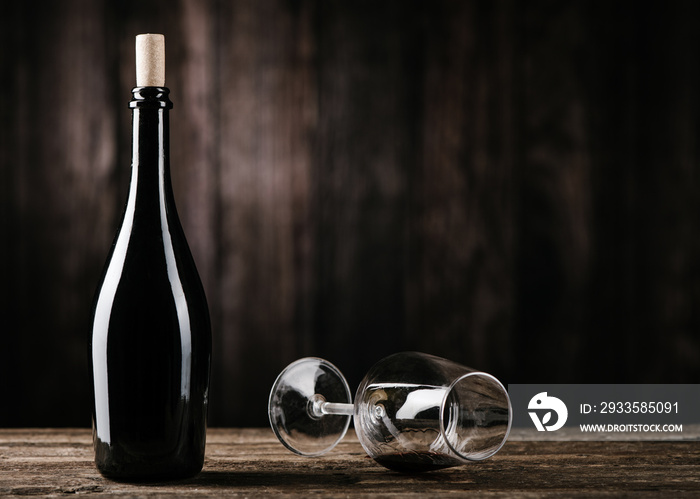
[[89, 86, 211, 480]]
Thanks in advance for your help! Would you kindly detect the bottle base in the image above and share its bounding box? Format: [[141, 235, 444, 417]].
[[96, 461, 204, 483]]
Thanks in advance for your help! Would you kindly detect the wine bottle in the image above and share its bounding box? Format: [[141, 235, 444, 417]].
[[89, 34, 211, 480]]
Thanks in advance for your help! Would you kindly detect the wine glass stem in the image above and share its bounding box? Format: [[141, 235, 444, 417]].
[[320, 402, 354, 416]]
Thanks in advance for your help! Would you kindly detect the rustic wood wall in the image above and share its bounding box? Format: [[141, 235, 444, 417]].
[[1, 0, 698, 427]]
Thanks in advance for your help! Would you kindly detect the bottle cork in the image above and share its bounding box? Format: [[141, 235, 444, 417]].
[[136, 34, 165, 87]]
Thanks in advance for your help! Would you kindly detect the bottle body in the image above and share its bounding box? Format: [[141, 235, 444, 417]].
[[89, 87, 211, 480]]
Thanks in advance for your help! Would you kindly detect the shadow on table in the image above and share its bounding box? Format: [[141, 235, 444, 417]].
[[187, 468, 455, 489], [193, 471, 363, 487]]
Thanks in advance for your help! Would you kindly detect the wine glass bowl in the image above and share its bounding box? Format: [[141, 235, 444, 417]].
[[354, 352, 511, 471], [269, 352, 512, 472]]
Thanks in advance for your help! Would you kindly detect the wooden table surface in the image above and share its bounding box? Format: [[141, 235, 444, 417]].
[[1, 428, 698, 497]]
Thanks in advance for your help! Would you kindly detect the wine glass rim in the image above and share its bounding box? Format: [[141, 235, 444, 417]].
[[267, 357, 352, 457], [439, 371, 512, 462]]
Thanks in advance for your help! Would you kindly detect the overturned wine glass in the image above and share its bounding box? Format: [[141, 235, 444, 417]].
[[268, 352, 512, 472]]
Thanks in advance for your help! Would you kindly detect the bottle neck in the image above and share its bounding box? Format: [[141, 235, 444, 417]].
[[127, 87, 175, 225], [130, 86, 172, 173]]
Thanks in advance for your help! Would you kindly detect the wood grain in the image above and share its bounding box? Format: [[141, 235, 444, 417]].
[[0, 0, 699, 428], [0, 428, 698, 497]]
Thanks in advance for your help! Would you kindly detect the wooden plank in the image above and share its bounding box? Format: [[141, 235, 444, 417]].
[[0, 0, 117, 427], [166, 0, 219, 329], [310, 1, 412, 387], [2, 0, 700, 432], [512, 0, 593, 382], [215, 0, 316, 426], [0, 429, 698, 497], [406, 1, 517, 377], [583, 1, 700, 382]]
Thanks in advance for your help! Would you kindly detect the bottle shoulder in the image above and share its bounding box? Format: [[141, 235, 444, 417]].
[[91, 215, 209, 327]]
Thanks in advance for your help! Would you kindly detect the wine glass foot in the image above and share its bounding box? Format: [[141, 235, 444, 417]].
[[268, 357, 352, 456]]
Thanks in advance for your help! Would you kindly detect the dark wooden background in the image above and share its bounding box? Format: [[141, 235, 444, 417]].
[[1, 0, 699, 428]]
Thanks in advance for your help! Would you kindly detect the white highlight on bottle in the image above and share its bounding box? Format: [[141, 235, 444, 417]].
[[91, 151, 141, 446], [136, 34, 165, 87]]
